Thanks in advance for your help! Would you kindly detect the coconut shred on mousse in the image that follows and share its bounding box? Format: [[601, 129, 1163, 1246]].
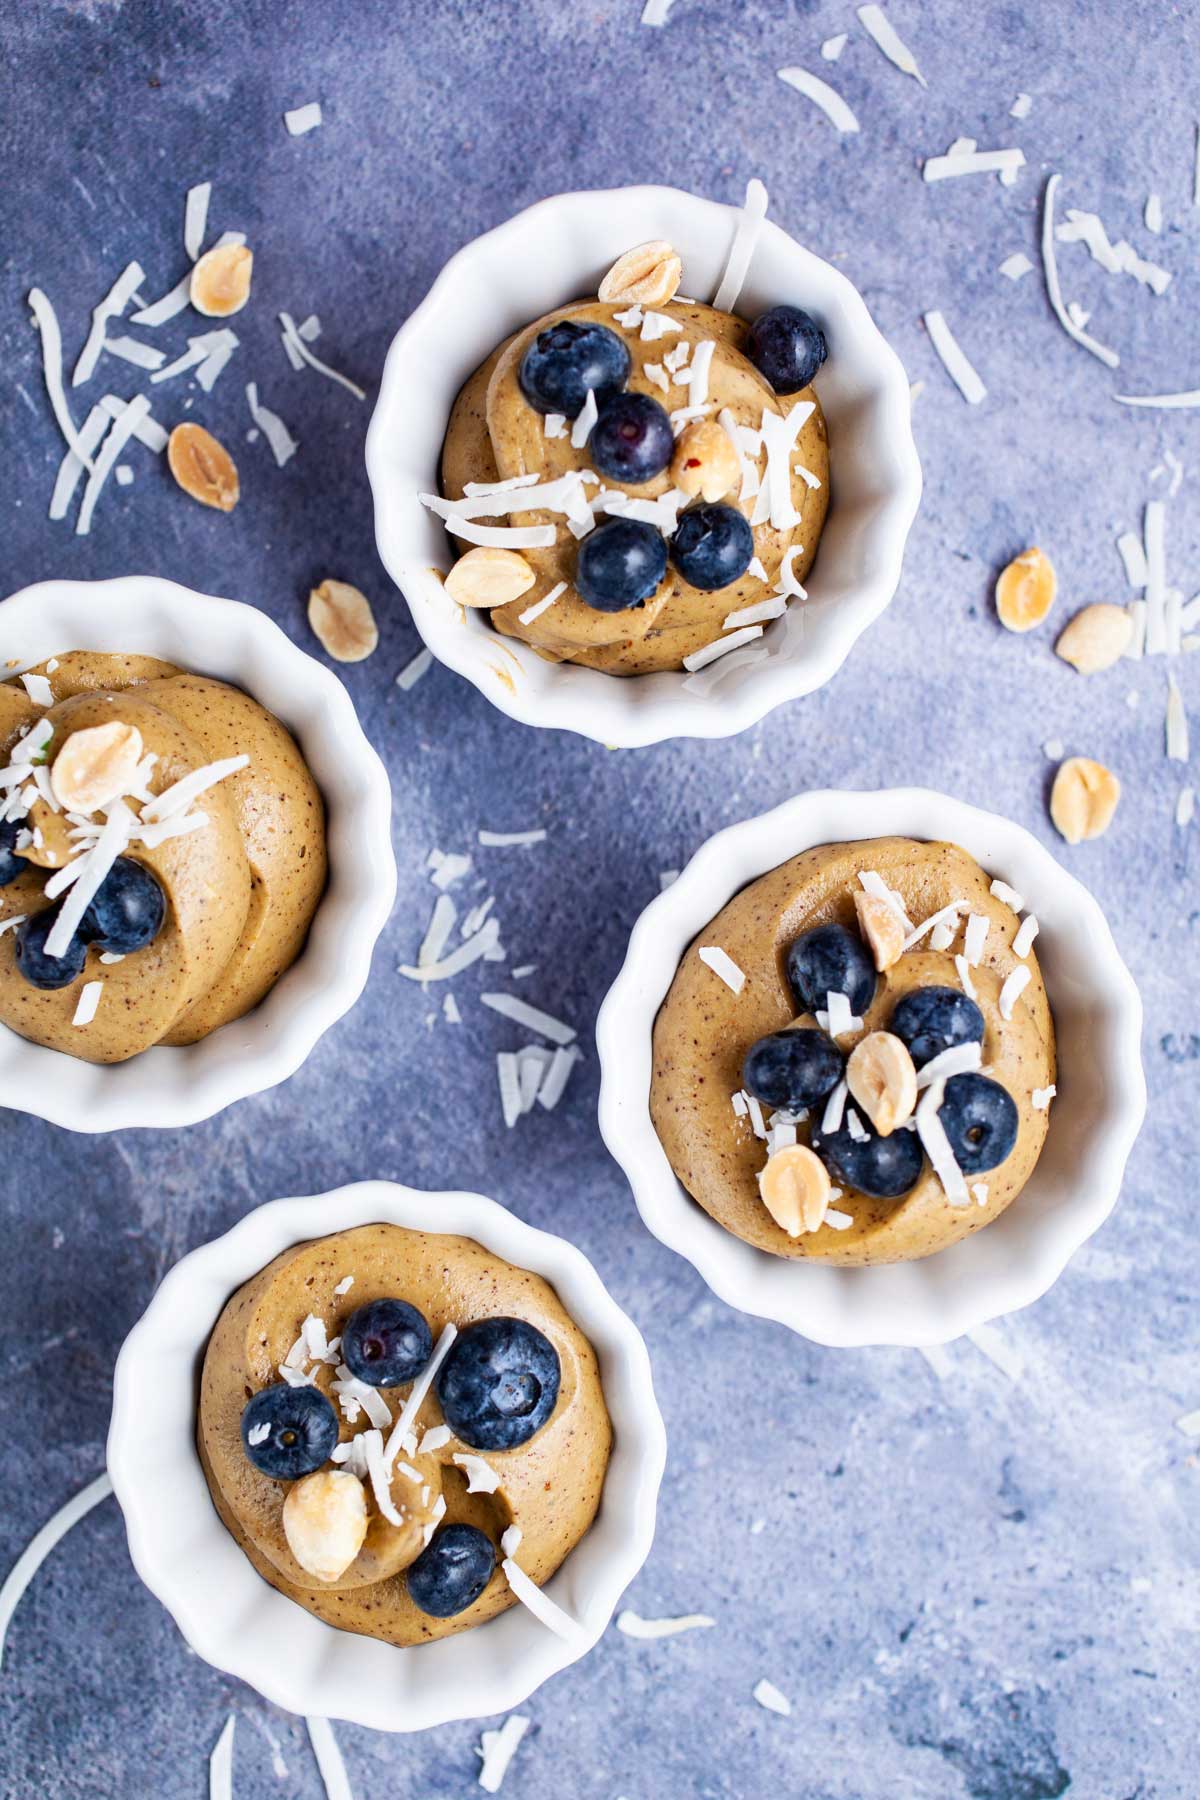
[[199, 1223, 612, 1647], [0, 653, 325, 1062], [422, 207, 830, 678], [650, 838, 1057, 1266]]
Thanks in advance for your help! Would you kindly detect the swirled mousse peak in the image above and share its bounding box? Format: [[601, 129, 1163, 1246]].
[[423, 199, 831, 678], [199, 1223, 612, 1647], [0, 652, 326, 1063], [651, 838, 1057, 1266]]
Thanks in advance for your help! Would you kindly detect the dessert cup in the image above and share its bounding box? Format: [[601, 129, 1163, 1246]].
[[597, 788, 1145, 1346], [0, 576, 395, 1131], [108, 1180, 666, 1731], [366, 183, 920, 746]]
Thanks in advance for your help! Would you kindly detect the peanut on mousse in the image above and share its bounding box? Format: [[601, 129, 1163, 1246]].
[[425, 199, 831, 676], [651, 837, 1056, 1266], [0, 651, 326, 1064]]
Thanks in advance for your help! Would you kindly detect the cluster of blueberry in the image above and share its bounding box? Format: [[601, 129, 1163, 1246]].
[[515, 303, 827, 613], [742, 921, 1019, 1200], [240, 1302, 560, 1620], [0, 848, 165, 990]]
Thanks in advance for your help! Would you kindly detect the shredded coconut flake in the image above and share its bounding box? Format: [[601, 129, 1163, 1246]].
[[279, 311, 365, 400], [184, 182, 211, 261], [712, 179, 769, 313], [571, 388, 598, 451], [1166, 673, 1189, 761], [284, 102, 323, 135], [1032, 1085, 1056, 1110], [924, 146, 1025, 182], [697, 945, 745, 993], [28, 289, 95, 469], [0, 1473, 112, 1670], [477, 1714, 531, 1794], [71, 980, 102, 1027], [753, 1678, 793, 1716], [990, 879, 1024, 912], [999, 252, 1034, 281], [821, 33, 848, 59], [998, 964, 1032, 1021], [305, 1718, 353, 1800], [1041, 175, 1120, 368], [246, 381, 299, 466], [617, 1609, 715, 1638], [924, 311, 987, 404], [1013, 914, 1040, 958], [915, 1081, 969, 1205], [776, 67, 860, 133], [502, 1552, 587, 1644], [857, 2, 925, 83]]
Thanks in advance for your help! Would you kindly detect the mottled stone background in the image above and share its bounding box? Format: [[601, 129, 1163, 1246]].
[[0, 0, 1196, 1795]]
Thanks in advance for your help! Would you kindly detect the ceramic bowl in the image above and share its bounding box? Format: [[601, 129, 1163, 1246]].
[[365, 183, 921, 747], [107, 1180, 666, 1732], [0, 576, 395, 1131], [596, 788, 1145, 1346]]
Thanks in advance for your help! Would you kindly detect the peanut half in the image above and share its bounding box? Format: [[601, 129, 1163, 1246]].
[[846, 1031, 918, 1137], [598, 239, 683, 308], [190, 243, 253, 317], [444, 546, 536, 609], [50, 721, 145, 814], [308, 579, 379, 662], [1054, 603, 1133, 674], [854, 890, 905, 972], [1049, 756, 1120, 844], [758, 1143, 832, 1236], [167, 423, 239, 512], [282, 1468, 368, 1584], [995, 546, 1056, 632], [670, 419, 740, 502]]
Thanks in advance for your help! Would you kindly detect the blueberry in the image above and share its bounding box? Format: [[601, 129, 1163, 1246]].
[[14, 909, 87, 990], [742, 1028, 843, 1112], [937, 1073, 1019, 1174], [588, 391, 674, 485], [812, 1115, 925, 1199], [890, 986, 984, 1068], [669, 502, 755, 591], [0, 819, 24, 887], [745, 305, 828, 394], [518, 319, 631, 418], [341, 1298, 433, 1388], [576, 517, 667, 612], [786, 923, 876, 1017], [436, 1317, 561, 1451], [80, 856, 165, 955], [240, 1383, 339, 1481], [406, 1523, 496, 1619]]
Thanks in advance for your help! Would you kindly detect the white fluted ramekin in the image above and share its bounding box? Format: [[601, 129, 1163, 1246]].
[[365, 184, 921, 747], [0, 577, 395, 1131], [108, 1180, 666, 1732], [597, 789, 1145, 1346]]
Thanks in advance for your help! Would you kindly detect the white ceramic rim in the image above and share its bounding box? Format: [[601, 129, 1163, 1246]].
[[365, 183, 922, 747], [596, 788, 1146, 1347], [107, 1180, 666, 1732], [0, 577, 396, 1131]]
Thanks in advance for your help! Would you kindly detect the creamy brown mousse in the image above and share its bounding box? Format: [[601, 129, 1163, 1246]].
[[651, 838, 1056, 1266], [199, 1223, 613, 1647], [437, 297, 829, 675], [0, 653, 325, 1063]]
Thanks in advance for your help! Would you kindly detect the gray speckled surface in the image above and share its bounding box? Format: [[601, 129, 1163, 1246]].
[[0, 1, 1197, 1795]]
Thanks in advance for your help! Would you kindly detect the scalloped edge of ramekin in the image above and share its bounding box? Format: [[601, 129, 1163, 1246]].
[[365, 183, 921, 747], [107, 1180, 666, 1732], [596, 788, 1146, 1347], [0, 577, 396, 1131]]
